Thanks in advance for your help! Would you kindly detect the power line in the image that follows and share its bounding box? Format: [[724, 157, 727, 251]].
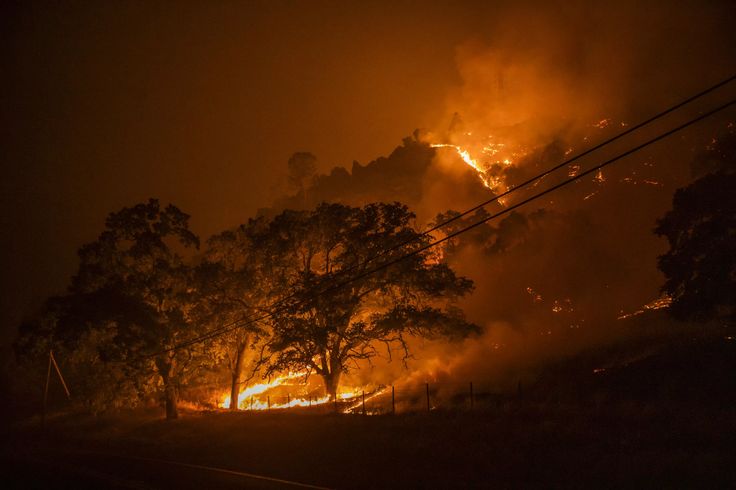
[[323, 98, 736, 291], [155, 74, 736, 355], [383, 74, 736, 255], [150, 94, 736, 356], [216, 73, 736, 334]]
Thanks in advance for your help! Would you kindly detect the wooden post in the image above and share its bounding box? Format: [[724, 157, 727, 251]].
[[42, 350, 52, 428], [425, 383, 430, 412], [362, 391, 366, 416], [250, 397, 253, 411], [309, 395, 312, 407], [334, 391, 338, 414], [50, 351, 70, 399], [391, 385, 395, 415], [267, 395, 271, 411], [470, 382, 474, 410], [287, 393, 290, 409]]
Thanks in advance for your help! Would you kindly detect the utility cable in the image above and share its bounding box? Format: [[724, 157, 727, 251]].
[[149, 95, 736, 356], [157, 74, 736, 354]]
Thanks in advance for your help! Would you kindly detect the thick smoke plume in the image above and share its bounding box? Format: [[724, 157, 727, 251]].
[[265, 0, 736, 393]]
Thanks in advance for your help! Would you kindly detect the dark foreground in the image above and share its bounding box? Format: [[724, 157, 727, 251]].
[[2, 402, 735, 490], [4, 333, 736, 489]]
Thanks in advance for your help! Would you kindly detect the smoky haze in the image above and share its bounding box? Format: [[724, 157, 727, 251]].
[[2, 0, 735, 391], [262, 0, 736, 389]]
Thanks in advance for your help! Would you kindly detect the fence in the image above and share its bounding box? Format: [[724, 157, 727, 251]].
[[227, 381, 520, 415]]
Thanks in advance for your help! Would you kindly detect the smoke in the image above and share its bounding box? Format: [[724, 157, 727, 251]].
[[265, 0, 736, 393], [438, 0, 735, 138]]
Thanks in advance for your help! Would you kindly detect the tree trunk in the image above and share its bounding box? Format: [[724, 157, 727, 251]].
[[156, 356, 179, 420], [323, 370, 341, 399], [229, 341, 248, 411], [164, 382, 179, 420]]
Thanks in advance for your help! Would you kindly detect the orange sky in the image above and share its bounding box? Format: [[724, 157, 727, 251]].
[[1, 0, 734, 350]]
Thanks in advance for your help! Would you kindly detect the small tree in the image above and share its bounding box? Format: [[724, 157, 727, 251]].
[[655, 134, 735, 323], [196, 217, 279, 410], [69, 199, 202, 419], [262, 202, 477, 396]]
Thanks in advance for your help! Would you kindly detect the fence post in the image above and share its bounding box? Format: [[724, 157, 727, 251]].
[[426, 383, 430, 412], [287, 393, 290, 409], [267, 395, 271, 411], [362, 391, 366, 415], [309, 395, 312, 407], [49, 351, 70, 399], [391, 385, 395, 415], [470, 382, 474, 410]]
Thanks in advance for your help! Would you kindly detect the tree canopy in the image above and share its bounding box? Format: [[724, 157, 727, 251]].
[[13, 197, 479, 416], [655, 133, 736, 323], [260, 202, 478, 395], [67, 199, 203, 419], [195, 216, 277, 410]]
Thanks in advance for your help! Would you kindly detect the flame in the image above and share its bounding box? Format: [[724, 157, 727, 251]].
[[430, 132, 531, 196], [617, 295, 672, 320], [220, 372, 307, 409], [342, 386, 391, 414], [218, 371, 379, 411], [431, 144, 487, 176], [430, 143, 511, 193]]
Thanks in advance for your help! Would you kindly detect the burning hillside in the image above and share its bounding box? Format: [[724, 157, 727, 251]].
[[253, 99, 735, 401]]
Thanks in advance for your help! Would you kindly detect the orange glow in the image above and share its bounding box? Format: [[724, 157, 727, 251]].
[[218, 372, 378, 411], [220, 372, 307, 409], [431, 144, 489, 181], [430, 132, 530, 197], [617, 296, 672, 320], [342, 386, 391, 414]]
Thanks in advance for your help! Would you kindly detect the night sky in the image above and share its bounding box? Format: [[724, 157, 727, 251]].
[[1, 0, 734, 354]]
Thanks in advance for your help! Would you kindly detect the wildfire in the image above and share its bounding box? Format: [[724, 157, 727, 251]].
[[429, 130, 532, 197], [219, 371, 377, 411], [430, 143, 513, 193], [220, 372, 309, 410], [342, 386, 391, 414], [429, 115, 658, 208], [617, 295, 672, 320], [431, 144, 488, 178]]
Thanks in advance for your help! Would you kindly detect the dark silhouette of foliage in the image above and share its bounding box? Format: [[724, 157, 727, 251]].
[[260, 202, 478, 396], [67, 198, 203, 419], [195, 216, 277, 410], [655, 134, 736, 323]]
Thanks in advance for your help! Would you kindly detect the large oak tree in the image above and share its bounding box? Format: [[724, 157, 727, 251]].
[[196, 216, 281, 410], [69, 199, 202, 419], [655, 133, 736, 323], [261, 202, 478, 396]]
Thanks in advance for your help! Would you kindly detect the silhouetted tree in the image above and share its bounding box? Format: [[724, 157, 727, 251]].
[[14, 294, 142, 413], [69, 199, 202, 419], [196, 216, 281, 410], [261, 202, 478, 396], [655, 134, 736, 323]]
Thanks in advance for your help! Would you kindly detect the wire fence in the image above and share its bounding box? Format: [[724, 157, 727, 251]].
[[215, 381, 522, 416]]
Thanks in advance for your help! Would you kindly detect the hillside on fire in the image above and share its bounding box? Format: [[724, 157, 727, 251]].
[[7, 128, 732, 416], [2, 1, 736, 488]]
